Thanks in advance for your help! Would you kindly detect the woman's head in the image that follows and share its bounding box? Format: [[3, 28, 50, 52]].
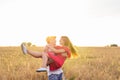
[[60, 36, 79, 58], [46, 36, 56, 45]]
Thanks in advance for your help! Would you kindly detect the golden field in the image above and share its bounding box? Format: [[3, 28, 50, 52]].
[[0, 46, 120, 80]]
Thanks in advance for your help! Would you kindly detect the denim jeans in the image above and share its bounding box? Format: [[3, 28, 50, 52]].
[[48, 73, 63, 80]]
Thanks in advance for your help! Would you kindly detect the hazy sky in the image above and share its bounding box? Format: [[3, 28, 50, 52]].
[[0, 0, 120, 46]]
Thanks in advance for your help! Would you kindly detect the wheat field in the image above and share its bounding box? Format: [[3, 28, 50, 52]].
[[0, 46, 120, 80]]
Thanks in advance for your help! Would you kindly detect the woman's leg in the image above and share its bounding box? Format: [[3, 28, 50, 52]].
[[25, 50, 54, 68], [27, 50, 49, 68], [27, 49, 49, 71], [21, 43, 53, 72], [27, 50, 42, 58], [41, 52, 48, 68], [21, 43, 43, 58], [21, 43, 47, 68], [36, 52, 49, 72], [28, 50, 52, 68]]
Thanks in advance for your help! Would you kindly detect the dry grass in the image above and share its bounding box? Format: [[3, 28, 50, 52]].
[[1, 46, 120, 80]]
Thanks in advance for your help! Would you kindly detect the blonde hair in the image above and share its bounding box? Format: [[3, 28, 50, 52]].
[[61, 36, 79, 58], [46, 36, 56, 44]]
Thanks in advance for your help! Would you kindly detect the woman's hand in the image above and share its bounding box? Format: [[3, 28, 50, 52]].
[[46, 45, 56, 52]]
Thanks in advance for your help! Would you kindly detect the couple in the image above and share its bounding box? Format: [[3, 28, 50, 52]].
[[21, 36, 79, 80]]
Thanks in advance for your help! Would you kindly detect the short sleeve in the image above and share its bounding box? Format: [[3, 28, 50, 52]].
[[63, 47, 71, 58]]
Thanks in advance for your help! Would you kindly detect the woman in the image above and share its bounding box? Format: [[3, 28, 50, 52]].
[[21, 36, 69, 71], [21, 36, 59, 72]]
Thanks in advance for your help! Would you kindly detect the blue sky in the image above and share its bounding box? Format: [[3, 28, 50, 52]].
[[0, 0, 120, 46]]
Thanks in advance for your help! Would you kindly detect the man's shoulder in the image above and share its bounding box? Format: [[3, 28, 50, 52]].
[[55, 46, 68, 49]]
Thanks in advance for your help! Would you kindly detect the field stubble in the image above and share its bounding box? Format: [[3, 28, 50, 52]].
[[0, 46, 120, 80]]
